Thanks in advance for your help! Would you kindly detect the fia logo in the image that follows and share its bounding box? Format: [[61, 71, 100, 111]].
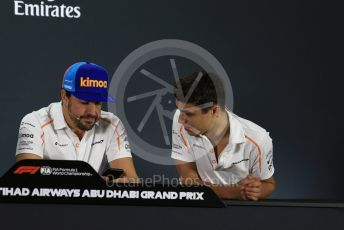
[[40, 166, 52, 175]]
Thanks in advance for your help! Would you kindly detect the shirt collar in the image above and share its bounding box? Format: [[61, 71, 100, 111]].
[[51, 102, 68, 130], [226, 109, 246, 145]]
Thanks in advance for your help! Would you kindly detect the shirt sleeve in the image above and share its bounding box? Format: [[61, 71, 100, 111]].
[[171, 110, 194, 162], [16, 113, 44, 158], [250, 132, 274, 180], [106, 119, 132, 162]]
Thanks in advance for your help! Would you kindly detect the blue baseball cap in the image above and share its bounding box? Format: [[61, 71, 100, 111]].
[[62, 62, 115, 103]]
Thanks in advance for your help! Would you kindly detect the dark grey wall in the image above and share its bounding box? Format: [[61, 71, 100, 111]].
[[1, 0, 342, 199]]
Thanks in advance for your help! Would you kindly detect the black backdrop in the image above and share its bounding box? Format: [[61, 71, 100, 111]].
[[0, 0, 343, 199]]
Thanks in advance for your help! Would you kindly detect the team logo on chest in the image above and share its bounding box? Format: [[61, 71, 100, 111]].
[[92, 139, 104, 146]]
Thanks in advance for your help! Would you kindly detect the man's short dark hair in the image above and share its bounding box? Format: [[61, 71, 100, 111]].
[[174, 70, 225, 112], [65, 90, 72, 98]]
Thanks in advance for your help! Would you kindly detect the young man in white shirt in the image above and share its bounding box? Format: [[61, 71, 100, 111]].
[[171, 71, 275, 200], [16, 62, 138, 181]]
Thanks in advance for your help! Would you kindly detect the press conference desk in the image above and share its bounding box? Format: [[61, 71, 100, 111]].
[[1, 160, 343, 230], [1, 201, 344, 230]]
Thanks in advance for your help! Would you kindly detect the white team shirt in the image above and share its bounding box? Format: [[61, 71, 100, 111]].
[[171, 109, 274, 185], [16, 102, 132, 173]]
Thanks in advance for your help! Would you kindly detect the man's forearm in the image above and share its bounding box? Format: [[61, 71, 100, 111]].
[[16, 153, 42, 162], [179, 177, 243, 199], [210, 180, 275, 200], [180, 177, 275, 200], [258, 180, 276, 199], [207, 183, 243, 199]]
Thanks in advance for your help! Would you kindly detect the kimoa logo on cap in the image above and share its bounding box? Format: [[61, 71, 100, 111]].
[[80, 77, 107, 88]]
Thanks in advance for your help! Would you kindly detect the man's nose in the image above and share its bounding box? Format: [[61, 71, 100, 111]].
[[86, 103, 99, 116]]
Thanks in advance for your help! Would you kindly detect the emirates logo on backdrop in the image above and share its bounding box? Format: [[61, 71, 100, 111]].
[[13, 0, 81, 18]]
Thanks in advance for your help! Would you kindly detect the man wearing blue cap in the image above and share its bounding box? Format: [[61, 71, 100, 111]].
[[15, 62, 138, 180]]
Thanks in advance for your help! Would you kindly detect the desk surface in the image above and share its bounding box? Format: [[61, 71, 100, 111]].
[[225, 199, 344, 208], [1, 161, 343, 230], [1, 202, 343, 230]]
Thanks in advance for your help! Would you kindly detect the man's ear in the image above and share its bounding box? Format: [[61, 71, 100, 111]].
[[212, 105, 221, 117], [60, 90, 68, 104]]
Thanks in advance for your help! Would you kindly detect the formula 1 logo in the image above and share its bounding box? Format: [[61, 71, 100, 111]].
[[13, 166, 41, 174]]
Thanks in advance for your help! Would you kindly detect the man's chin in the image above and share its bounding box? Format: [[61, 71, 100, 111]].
[[184, 128, 200, 136], [78, 121, 96, 131]]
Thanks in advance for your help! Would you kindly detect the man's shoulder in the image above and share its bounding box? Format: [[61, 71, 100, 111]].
[[235, 115, 266, 133], [21, 102, 57, 128], [231, 112, 270, 143], [99, 110, 122, 128]]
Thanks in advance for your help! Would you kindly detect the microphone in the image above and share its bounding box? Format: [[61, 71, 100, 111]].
[[64, 96, 81, 121], [68, 109, 81, 121]]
